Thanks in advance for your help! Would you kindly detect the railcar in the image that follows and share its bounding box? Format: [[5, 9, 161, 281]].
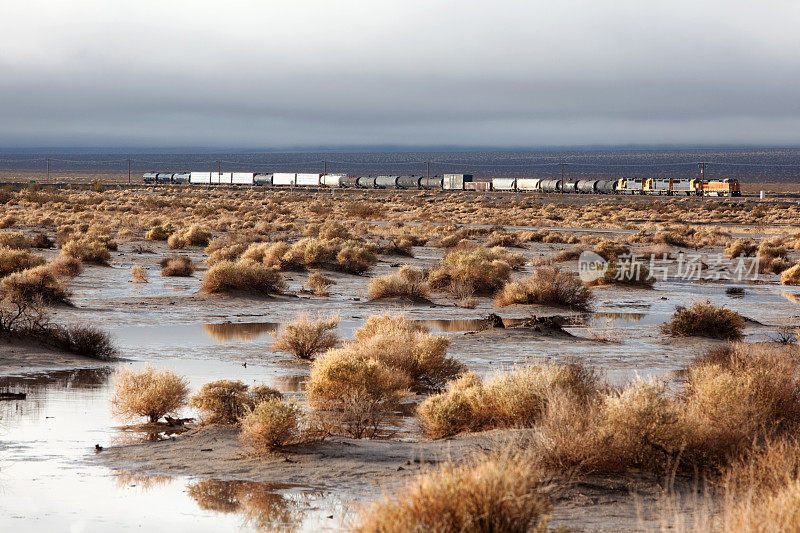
[[703, 178, 741, 197]]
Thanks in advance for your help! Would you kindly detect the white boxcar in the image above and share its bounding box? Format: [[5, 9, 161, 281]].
[[232, 172, 255, 185], [443, 174, 473, 190], [272, 173, 296, 186], [296, 173, 322, 186], [322, 174, 344, 187], [492, 178, 516, 191], [218, 172, 233, 184], [516, 178, 542, 191], [190, 172, 212, 184]]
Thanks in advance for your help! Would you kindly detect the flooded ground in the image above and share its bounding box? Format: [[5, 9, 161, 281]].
[[1, 238, 797, 531]]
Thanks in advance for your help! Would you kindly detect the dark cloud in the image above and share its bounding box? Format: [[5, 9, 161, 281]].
[[2, 0, 799, 147]]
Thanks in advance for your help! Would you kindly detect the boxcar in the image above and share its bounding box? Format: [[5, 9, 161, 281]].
[[492, 178, 516, 191]]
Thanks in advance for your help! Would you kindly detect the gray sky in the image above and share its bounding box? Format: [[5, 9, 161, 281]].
[[2, 0, 800, 148]]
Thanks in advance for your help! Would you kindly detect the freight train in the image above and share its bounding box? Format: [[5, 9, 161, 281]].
[[142, 172, 741, 197]]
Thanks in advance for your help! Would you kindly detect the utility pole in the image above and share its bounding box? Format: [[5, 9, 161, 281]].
[[46, 158, 50, 181], [698, 162, 707, 181], [323, 160, 326, 175], [127, 158, 131, 185], [218, 160, 221, 175], [560, 162, 565, 194], [425, 161, 430, 190]]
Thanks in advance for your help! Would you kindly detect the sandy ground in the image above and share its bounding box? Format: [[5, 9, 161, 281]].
[[0, 339, 112, 376], [97, 424, 710, 531]]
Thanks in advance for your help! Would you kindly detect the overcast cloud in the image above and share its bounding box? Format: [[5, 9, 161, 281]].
[[2, 0, 800, 147]]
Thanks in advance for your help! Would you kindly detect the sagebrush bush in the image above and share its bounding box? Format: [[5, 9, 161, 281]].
[[161, 255, 194, 277], [48, 255, 82, 277], [29, 233, 54, 249], [418, 363, 599, 438], [780, 261, 800, 285], [354, 451, 554, 533], [305, 272, 334, 296], [0, 231, 29, 250], [52, 324, 116, 360], [189, 379, 282, 424], [494, 267, 594, 310], [61, 236, 111, 264], [167, 224, 212, 249], [239, 398, 303, 451], [201, 259, 285, 295], [145, 224, 174, 241], [428, 246, 516, 295], [272, 313, 339, 360], [725, 238, 758, 259], [661, 300, 745, 340], [0, 246, 46, 277], [593, 239, 629, 260], [110, 366, 190, 423], [1, 264, 70, 304], [131, 264, 148, 283], [367, 265, 430, 300]]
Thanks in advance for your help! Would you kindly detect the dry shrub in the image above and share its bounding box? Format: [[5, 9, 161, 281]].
[[61, 236, 111, 264], [110, 365, 190, 423], [494, 267, 593, 310], [725, 238, 758, 259], [207, 243, 247, 265], [272, 313, 339, 360], [0, 231, 29, 250], [145, 224, 174, 241], [52, 324, 116, 360], [48, 255, 82, 277], [305, 272, 334, 296], [485, 230, 523, 248], [354, 451, 554, 533], [317, 220, 351, 240], [335, 241, 377, 274], [367, 265, 430, 300], [168, 224, 212, 249], [593, 239, 629, 260], [201, 259, 285, 295], [239, 398, 303, 451], [1, 264, 70, 304], [417, 363, 599, 438], [780, 261, 800, 285], [189, 379, 282, 424], [161, 255, 194, 277], [307, 350, 409, 438], [661, 300, 745, 340], [29, 233, 55, 249], [131, 264, 148, 283], [585, 260, 655, 288], [428, 246, 515, 295], [0, 246, 46, 277]]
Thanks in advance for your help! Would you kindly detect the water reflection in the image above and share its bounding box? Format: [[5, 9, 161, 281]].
[[782, 291, 800, 304], [273, 374, 307, 393], [113, 472, 174, 491], [594, 312, 646, 323], [187, 479, 322, 532], [203, 322, 279, 343]]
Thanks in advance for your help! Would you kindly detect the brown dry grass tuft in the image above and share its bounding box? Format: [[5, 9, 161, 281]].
[[167, 224, 212, 249], [1, 264, 71, 304], [0, 246, 46, 277], [131, 264, 148, 283], [201, 259, 285, 295], [189, 380, 282, 424], [661, 300, 745, 340], [428, 246, 520, 295], [239, 398, 304, 451], [0, 231, 29, 250], [110, 365, 190, 423], [780, 261, 800, 285], [61, 236, 111, 265], [305, 272, 334, 296], [367, 265, 430, 301], [272, 313, 339, 360], [353, 450, 555, 533], [495, 267, 594, 310], [48, 255, 83, 277], [161, 255, 194, 277]]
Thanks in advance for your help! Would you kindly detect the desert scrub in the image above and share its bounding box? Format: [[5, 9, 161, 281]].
[[584, 260, 655, 288], [417, 363, 600, 438], [367, 265, 430, 301], [161, 255, 194, 277], [29, 233, 55, 249], [272, 313, 339, 360], [0, 231, 29, 250], [494, 267, 594, 310], [0, 246, 46, 277], [167, 224, 212, 249], [305, 272, 334, 296], [60, 236, 111, 264], [110, 366, 190, 423], [189, 380, 282, 424], [51, 324, 116, 360], [131, 264, 148, 283], [593, 239, 629, 260], [428, 246, 518, 295], [47, 255, 82, 277], [353, 451, 554, 533], [201, 259, 285, 295], [307, 349, 410, 438], [780, 261, 800, 285], [1, 264, 70, 304], [145, 224, 174, 241], [725, 238, 758, 259], [239, 398, 304, 451], [661, 300, 745, 340]]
